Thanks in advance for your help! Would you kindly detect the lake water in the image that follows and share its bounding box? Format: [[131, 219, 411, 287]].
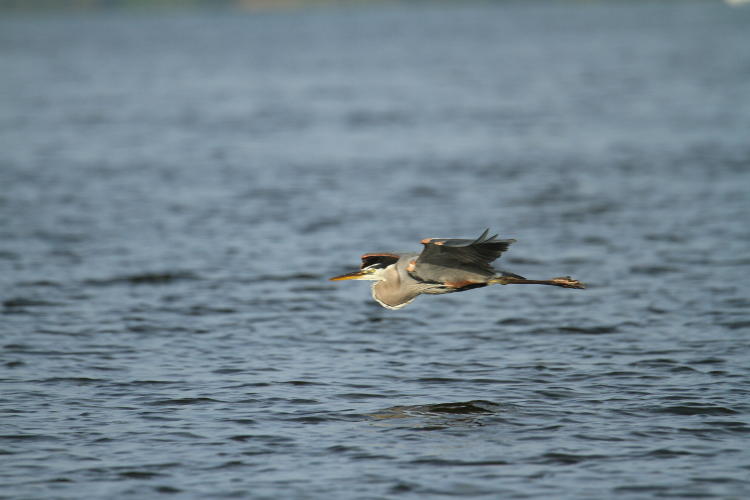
[[1, 1, 749, 498]]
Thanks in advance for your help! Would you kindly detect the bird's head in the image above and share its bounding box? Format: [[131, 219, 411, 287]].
[[329, 264, 390, 282]]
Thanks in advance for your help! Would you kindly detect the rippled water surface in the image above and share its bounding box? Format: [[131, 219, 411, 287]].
[[2, 1, 750, 498]]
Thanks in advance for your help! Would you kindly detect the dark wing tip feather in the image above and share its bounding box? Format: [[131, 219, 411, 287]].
[[442, 229, 510, 248], [472, 228, 490, 244]]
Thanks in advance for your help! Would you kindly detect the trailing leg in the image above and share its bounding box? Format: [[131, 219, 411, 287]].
[[489, 275, 585, 289]]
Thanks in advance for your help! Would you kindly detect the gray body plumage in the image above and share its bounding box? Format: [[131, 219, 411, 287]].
[[370, 254, 429, 310]]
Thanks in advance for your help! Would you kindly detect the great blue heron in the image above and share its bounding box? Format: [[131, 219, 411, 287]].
[[330, 229, 585, 309]]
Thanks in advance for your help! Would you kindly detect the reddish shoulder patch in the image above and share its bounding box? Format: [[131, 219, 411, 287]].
[[421, 238, 445, 246]]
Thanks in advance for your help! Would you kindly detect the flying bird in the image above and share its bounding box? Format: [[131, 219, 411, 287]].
[[330, 229, 585, 309]]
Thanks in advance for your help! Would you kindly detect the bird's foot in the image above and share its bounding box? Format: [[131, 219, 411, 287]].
[[550, 276, 586, 289]]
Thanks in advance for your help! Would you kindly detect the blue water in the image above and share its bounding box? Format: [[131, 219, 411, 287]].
[[1, 1, 750, 498]]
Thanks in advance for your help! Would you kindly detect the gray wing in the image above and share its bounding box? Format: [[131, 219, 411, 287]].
[[413, 229, 516, 282]]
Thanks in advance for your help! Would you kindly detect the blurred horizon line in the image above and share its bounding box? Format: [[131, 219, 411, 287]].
[[3, 0, 706, 13], [2, 0, 372, 11], [1, 0, 745, 14], [1, 0, 408, 11]]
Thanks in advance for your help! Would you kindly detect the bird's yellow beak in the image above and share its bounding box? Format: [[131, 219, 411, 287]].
[[329, 269, 373, 281]]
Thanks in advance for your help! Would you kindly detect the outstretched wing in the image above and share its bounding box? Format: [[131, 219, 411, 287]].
[[413, 229, 516, 282]]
